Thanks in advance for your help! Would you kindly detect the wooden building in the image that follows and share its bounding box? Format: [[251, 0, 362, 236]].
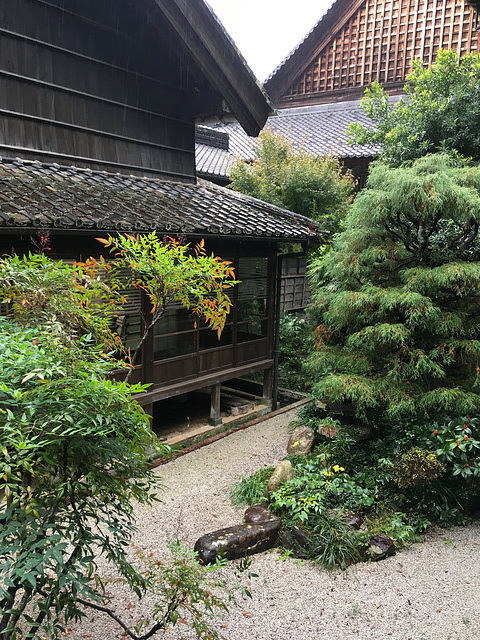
[[0, 0, 321, 425], [265, 0, 480, 108]]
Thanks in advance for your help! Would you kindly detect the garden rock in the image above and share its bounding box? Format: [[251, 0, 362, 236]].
[[279, 525, 313, 559], [346, 512, 364, 530], [287, 425, 315, 456], [369, 534, 395, 560], [194, 520, 282, 564], [352, 425, 374, 442], [266, 460, 296, 496], [329, 509, 364, 530], [244, 504, 278, 524]]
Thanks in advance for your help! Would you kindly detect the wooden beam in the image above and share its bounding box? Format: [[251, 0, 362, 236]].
[[262, 366, 274, 407], [134, 358, 275, 405]]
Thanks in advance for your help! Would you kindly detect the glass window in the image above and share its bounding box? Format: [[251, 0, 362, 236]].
[[153, 307, 196, 360], [236, 257, 268, 343], [199, 323, 233, 350]]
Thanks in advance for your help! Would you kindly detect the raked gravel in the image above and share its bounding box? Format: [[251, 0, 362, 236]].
[[67, 407, 480, 640]]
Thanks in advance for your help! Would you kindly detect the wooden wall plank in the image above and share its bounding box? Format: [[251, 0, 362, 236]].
[[0, 0, 198, 179]]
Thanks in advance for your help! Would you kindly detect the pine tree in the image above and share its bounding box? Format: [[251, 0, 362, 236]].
[[307, 154, 480, 424]]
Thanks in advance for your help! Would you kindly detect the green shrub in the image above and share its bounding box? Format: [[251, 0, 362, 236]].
[[365, 510, 423, 548], [278, 313, 315, 392], [230, 466, 275, 506], [428, 416, 480, 482], [308, 513, 364, 570], [392, 447, 446, 488]]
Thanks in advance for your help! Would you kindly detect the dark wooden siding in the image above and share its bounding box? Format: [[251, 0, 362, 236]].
[[0, 0, 197, 180], [277, 0, 479, 107]]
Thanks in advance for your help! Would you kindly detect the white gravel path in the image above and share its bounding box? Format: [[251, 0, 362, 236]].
[[67, 407, 480, 640]]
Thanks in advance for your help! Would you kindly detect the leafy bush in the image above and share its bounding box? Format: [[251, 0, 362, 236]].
[[392, 447, 446, 488], [0, 318, 163, 639], [365, 510, 423, 547], [428, 416, 480, 481], [230, 127, 355, 232], [270, 455, 376, 524], [0, 248, 251, 640]]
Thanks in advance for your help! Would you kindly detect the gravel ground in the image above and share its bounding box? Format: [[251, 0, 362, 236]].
[[67, 407, 480, 640]]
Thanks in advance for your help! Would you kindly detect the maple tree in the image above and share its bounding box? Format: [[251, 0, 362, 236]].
[[95, 232, 237, 380]]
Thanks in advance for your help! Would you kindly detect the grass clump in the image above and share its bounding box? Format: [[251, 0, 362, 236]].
[[230, 466, 275, 506]]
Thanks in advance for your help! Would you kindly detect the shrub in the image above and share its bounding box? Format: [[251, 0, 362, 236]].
[[230, 466, 275, 506], [278, 313, 315, 392], [392, 447, 446, 488], [308, 513, 363, 570]]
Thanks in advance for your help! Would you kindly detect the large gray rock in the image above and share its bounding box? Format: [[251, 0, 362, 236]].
[[279, 525, 312, 559], [266, 460, 296, 496], [194, 519, 282, 564], [287, 425, 315, 456]]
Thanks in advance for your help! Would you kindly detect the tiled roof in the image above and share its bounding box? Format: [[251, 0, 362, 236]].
[[196, 99, 380, 178], [0, 157, 320, 241]]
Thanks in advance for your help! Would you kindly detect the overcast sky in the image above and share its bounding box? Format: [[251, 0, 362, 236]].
[[206, 0, 334, 81]]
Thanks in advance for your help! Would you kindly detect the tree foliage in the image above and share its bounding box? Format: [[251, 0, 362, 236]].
[[306, 154, 480, 424], [0, 244, 247, 640], [348, 49, 480, 166], [93, 233, 237, 379], [230, 127, 355, 232]]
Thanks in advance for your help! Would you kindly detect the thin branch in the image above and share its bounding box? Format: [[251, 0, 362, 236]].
[[75, 597, 169, 640]]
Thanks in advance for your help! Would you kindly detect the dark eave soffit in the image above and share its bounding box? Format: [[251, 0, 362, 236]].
[[152, 0, 274, 136], [264, 0, 365, 103]]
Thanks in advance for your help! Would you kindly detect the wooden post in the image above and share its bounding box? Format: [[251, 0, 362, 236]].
[[263, 366, 274, 408], [209, 383, 222, 426]]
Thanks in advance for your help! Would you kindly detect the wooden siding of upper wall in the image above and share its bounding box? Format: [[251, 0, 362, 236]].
[[0, 0, 196, 180], [278, 0, 479, 107]]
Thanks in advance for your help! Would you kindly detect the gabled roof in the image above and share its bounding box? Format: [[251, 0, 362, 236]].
[[264, 0, 363, 104], [196, 99, 379, 180], [264, 0, 478, 109], [154, 0, 274, 135], [0, 158, 320, 242]]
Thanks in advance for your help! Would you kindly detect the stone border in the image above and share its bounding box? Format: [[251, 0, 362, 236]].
[[148, 397, 311, 469]]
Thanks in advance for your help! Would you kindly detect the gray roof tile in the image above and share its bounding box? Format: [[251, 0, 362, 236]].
[[0, 157, 320, 241], [196, 99, 379, 178]]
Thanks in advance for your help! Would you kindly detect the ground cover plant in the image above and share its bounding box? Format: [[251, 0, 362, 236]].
[[0, 242, 249, 640]]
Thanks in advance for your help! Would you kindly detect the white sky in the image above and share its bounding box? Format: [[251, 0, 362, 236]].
[[206, 0, 334, 81]]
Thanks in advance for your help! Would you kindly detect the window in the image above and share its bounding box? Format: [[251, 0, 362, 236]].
[[236, 257, 268, 343]]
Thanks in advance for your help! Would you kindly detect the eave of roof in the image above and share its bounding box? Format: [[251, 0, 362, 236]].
[[153, 0, 274, 136], [0, 157, 321, 243]]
